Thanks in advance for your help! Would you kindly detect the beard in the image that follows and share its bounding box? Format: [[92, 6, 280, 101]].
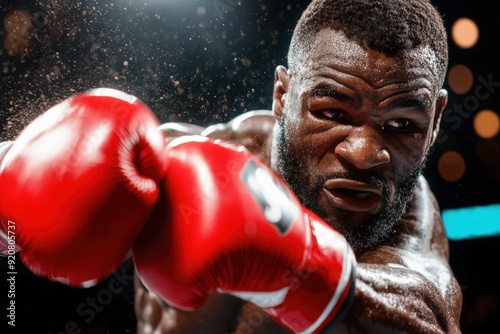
[[276, 116, 425, 253]]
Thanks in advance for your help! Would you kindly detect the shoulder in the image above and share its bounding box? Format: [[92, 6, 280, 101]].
[[159, 110, 275, 165], [361, 175, 462, 307], [203, 110, 274, 163], [202, 110, 275, 139], [388, 176, 447, 257], [365, 175, 450, 264], [359, 175, 453, 287]]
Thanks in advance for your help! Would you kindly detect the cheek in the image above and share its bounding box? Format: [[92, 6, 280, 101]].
[[286, 121, 329, 165], [284, 125, 313, 160], [387, 138, 427, 181]]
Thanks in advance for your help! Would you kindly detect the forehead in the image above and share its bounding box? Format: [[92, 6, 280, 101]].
[[294, 29, 439, 91]]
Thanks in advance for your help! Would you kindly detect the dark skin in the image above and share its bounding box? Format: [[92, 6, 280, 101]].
[[134, 29, 462, 333]]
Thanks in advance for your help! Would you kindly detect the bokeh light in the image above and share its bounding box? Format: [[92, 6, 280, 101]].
[[452, 17, 480, 49], [474, 109, 500, 139], [438, 151, 466, 182], [475, 139, 500, 163], [196, 6, 207, 16], [448, 64, 474, 95], [2, 9, 32, 57], [475, 292, 499, 318]]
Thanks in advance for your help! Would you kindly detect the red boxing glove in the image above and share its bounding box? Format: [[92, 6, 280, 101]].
[[0, 88, 166, 287], [133, 136, 356, 333]]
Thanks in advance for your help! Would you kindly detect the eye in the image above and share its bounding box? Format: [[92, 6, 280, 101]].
[[385, 118, 411, 129], [317, 109, 343, 120]]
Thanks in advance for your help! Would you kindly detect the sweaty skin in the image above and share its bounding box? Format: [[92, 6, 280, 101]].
[[134, 30, 462, 333]]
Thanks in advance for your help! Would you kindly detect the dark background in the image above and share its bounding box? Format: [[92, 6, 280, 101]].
[[0, 0, 499, 333]]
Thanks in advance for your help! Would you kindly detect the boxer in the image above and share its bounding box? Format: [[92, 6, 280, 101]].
[[0, 0, 463, 332], [133, 0, 462, 333]]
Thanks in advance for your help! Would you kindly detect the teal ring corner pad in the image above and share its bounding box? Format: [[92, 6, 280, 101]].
[[443, 204, 500, 240]]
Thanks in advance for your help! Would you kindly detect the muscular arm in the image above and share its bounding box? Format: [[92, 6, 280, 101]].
[[158, 110, 274, 163], [334, 177, 462, 334]]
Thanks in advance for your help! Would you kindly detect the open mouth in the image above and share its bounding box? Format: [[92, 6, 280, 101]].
[[323, 178, 383, 212], [332, 188, 373, 199]]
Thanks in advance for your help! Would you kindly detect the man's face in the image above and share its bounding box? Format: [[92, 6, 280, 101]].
[[272, 30, 446, 252]]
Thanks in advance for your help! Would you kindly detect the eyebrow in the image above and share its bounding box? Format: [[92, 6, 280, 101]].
[[308, 85, 356, 105], [387, 95, 432, 112], [309, 85, 432, 112]]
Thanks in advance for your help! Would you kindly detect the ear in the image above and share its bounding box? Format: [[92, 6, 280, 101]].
[[272, 65, 290, 122], [430, 89, 448, 146]]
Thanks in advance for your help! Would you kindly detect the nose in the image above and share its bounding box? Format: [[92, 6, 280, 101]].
[[334, 128, 390, 171]]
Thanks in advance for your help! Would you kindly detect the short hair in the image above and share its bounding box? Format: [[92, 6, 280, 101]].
[[288, 0, 448, 87]]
